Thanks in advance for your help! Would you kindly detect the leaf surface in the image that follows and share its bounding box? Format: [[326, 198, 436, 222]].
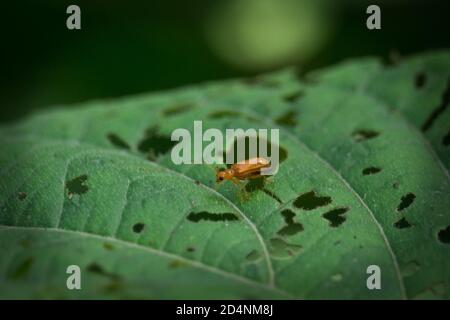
[[1, 52, 449, 299]]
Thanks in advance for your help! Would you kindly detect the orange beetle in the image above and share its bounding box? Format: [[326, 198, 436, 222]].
[[216, 157, 270, 184]]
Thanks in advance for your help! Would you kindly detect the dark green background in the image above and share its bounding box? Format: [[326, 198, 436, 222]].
[[1, 0, 449, 122]]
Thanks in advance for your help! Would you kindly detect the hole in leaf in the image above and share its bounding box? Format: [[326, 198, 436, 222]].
[[277, 209, 304, 236], [283, 90, 303, 103], [107, 133, 130, 150], [163, 103, 194, 117], [352, 129, 380, 142], [293, 191, 332, 210], [362, 167, 382, 175], [137, 126, 177, 161], [66, 174, 88, 199], [269, 238, 302, 258], [415, 72, 427, 89], [437, 225, 450, 244], [132, 223, 145, 233], [394, 217, 412, 229], [187, 211, 239, 222], [186, 247, 196, 253], [281, 209, 295, 222], [421, 78, 450, 132], [245, 250, 261, 262], [322, 208, 349, 227], [397, 193, 416, 211], [392, 182, 400, 189], [17, 192, 27, 201], [245, 178, 282, 203], [275, 110, 297, 127], [9, 257, 34, 280], [443, 130, 450, 146]]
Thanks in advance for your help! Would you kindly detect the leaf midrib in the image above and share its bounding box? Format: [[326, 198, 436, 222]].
[[0, 224, 292, 298]]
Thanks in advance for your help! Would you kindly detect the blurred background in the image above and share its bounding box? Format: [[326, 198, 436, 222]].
[[1, 0, 449, 123]]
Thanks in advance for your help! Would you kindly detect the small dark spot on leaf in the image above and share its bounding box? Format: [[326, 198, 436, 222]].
[[187, 211, 238, 222], [163, 103, 194, 116], [443, 130, 450, 146], [209, 110, 240, 119], [283, 90, 303, 103], [137, 126, 177, 160], [415, 72, 427, 89], [275, 110, 297, 127], [397, 193, 416, 211], [107, 133, 130, 150], [186, 247, 196, 252], [208, 110, 258, 123], [103, 243, 114, 250], [322, 208, 349, 227], [87, 263, 104, 274], [9, 257, 34, 280], [133, 223, 145, 233], [362, 167, 382, 175], [87, 263, 120, 280], [352, 129, 380, 142], [394, 217, 412, 229], [17, 192, 27, 201], [169, 260, 187, 268], [293, 191, 332, 210], [194, 180, 200, 185], [245, 250, 261, 262], [66, 174, 88, 199], [392, 182, 400, 189], [437, 225, 450, 244]]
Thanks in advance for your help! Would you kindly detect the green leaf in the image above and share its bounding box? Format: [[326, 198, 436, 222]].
[[1, 51, 449, 299]]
